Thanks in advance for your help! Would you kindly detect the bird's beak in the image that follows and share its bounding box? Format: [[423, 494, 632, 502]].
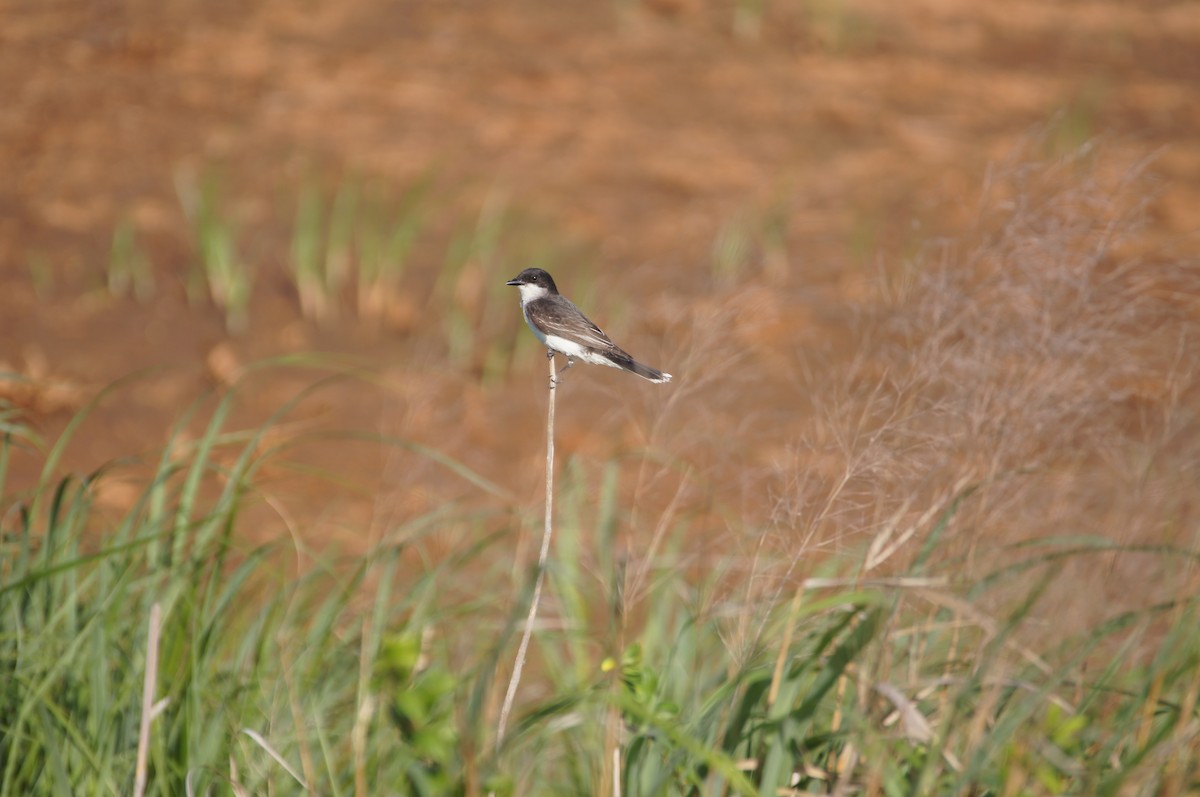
[[505, 277, 522, 286]]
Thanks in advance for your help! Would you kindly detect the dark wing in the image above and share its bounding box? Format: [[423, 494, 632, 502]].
[[532, 297, 622, 353]]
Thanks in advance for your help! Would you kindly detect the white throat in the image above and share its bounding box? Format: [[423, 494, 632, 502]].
[[516, 282, 551, 305]]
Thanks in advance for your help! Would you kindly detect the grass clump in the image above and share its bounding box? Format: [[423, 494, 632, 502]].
[[288, 171, 434, 327], [107, 217, 154, 303], [175, 169, 252, 334]]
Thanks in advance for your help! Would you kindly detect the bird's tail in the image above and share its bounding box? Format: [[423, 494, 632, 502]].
[[611, 351, 672, 383], [629, 360, 672, 383]]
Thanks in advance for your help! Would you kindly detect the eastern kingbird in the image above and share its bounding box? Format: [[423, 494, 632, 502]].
[[505, 268, 672, 384]]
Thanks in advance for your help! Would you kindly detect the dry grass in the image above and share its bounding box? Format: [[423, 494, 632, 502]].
[[735, 145, 1200, 652]]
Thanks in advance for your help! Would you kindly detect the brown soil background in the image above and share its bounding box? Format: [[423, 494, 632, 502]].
[[2, 0, 1199, 630]]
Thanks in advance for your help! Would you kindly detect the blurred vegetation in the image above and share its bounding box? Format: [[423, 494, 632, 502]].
[[107, 218, 155, 303], [1, 366, 1197, 796], [121, 165, 607, 386], [175, 169, 253, 334], [6, 138, 1199, 795]]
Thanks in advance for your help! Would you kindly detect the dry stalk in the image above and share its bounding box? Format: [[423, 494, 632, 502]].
[[133, 602, 163, 797], [495, 354, 558, 752]]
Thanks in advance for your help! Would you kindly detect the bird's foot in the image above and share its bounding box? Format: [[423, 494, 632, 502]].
[[547, 354, 574, 389], [546, 349, 559, 389], [551, 357, 575, 389]]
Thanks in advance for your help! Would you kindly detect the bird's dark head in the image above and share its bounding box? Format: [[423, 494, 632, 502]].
[[505, 268, 559, 295]]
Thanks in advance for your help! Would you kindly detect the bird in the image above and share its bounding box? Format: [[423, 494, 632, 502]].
[[505, 268, 672, 384]]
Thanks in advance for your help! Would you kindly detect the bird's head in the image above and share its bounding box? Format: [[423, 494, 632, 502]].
[[505, 268, 559, 301]]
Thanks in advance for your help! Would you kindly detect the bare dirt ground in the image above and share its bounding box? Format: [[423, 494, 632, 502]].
[[2, 0, 1199, 629]]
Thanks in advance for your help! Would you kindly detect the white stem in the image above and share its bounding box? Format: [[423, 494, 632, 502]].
[[496, 354, 558, 752], [133, 602, 162, 797]]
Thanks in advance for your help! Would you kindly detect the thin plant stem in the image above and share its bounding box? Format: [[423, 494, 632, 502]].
[[496, 354, 558, 752], [133, 602, 162, 797]]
